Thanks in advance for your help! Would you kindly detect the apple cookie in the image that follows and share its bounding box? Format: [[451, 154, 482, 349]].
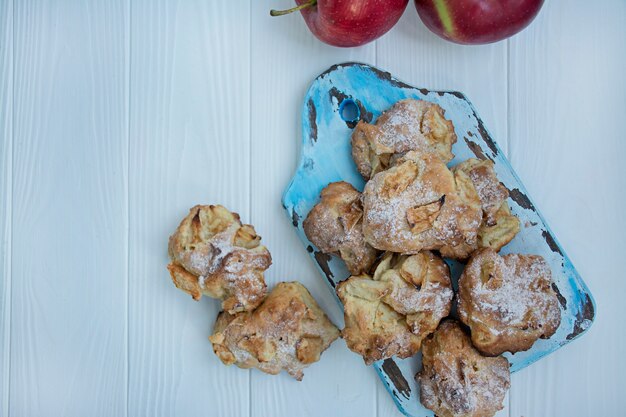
[[351, 99, 456, 180], [209, 282, 340, 381], [167, 205, 271, 314], [417, 320, 511, 417], [440, 158, 520, 258], [454, 158, 509, 225], [458, 248, 561, 356], [337, 251, 453, 365], [303, 181, 379, 275], [362, 151, 482, 258]]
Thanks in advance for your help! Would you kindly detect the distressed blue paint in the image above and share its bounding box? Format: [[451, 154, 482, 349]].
[[282, 63, 595, 417]]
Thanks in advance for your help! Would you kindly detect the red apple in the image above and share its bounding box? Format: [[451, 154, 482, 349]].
[[271, 0, 409, 48], [414, 0, 544, 45]]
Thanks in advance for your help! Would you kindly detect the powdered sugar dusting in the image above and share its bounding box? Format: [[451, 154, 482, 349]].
[[303, 182, 377, 274], [375, 100, 430, 152], [470, 168, 504, 212], [363, 152, 481, 255], [454, 159, 509, 225], [205, 226, 240, 274], [388, 281, 452, 319], [213, 283, 339, 380], [186, 250, 211, 277], [459, 250, 562, 347], [474, 255, 551, 325], [169, 205, 271, 312], [418, 322, 510, 417]]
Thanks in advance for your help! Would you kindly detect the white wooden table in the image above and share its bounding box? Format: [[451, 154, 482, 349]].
[[1, 1, 625, 416]]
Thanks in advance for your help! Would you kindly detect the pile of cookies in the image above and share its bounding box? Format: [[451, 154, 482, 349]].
[[167, 205, 340, 380], [303, 99, 562, 416], [163, 99, 563, 416]]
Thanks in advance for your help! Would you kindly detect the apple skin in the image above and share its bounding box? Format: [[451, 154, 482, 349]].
[[414, 0, 544, 45], [296, 0, 409, 47]]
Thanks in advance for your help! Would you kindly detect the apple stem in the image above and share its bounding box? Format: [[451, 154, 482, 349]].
[[270, 0, 317, 17]]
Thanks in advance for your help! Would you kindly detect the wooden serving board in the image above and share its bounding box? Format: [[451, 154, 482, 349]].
[[282, 62, 595, 417]]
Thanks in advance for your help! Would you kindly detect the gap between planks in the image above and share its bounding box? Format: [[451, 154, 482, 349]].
[[125, 0, 131, 415], [2, 0, 15, 415]]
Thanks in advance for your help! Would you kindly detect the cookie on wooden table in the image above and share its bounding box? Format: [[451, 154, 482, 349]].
[[417, 320, 511, 417], [337, 251, 453, 365], [303, 181, 379, 275], [351, 99, 457, 180], [458, 248, 561, 356], [362, 150, 482, 258], [167, 205, 271, 314], [209, 282, 340, 381]]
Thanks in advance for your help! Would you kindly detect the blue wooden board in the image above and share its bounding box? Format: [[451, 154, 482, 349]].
[[282, 62, 595, 417]]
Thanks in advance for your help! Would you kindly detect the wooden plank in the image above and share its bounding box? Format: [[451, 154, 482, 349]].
[[0, 0, 13, 415], [9, 1, 129, 416], [249, 2, 378, 416], [128, 1, 251, 416], [508, 1, 626, 416], [375, 9, 510, 417]]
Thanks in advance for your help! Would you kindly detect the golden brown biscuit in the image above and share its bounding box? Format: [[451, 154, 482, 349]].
[[453, 159, 508, 226], [351, 99, 457, 180], [362, 151, 482, 258], [337, 251, 453, 365], [440, 160, 521, 259], [417, 320, 510, 417], [303, 181, 378, 275], [477, 202, 520, 250], [209, 282, 340, 381], [458, 248, 561, 356], [337, 276, 421, 365], [167, 205, 271, 313]]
